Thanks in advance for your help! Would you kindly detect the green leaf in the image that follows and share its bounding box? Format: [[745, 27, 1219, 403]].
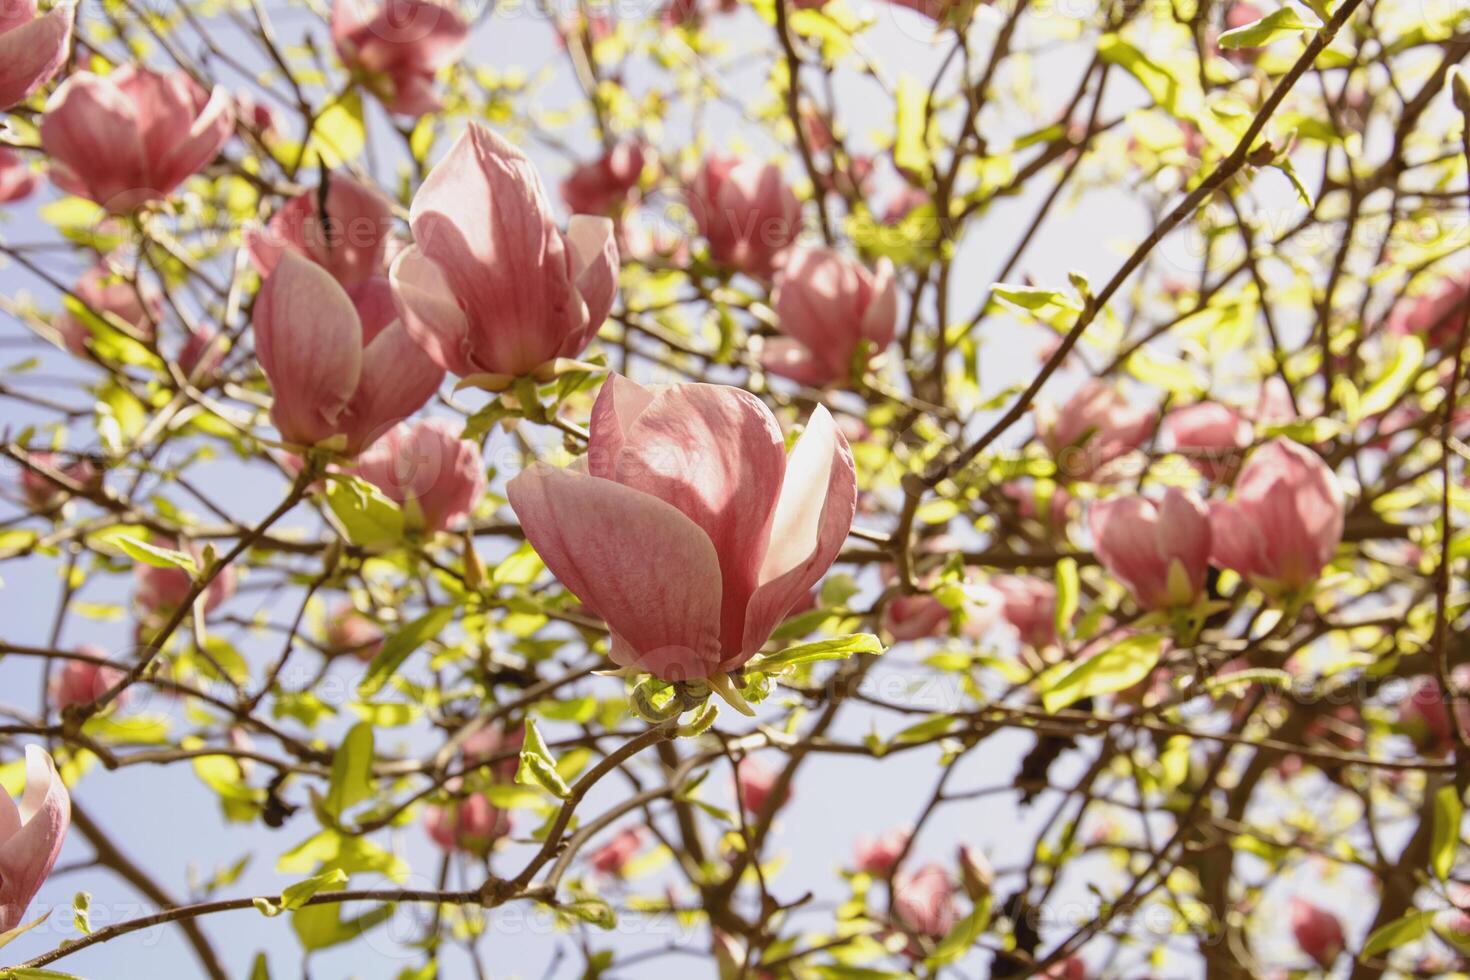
[[991, 284, 1081, 312], [1219, 6, 1322, 49], [491, 541, 544, 586], [326, 477, 404, 550], [559, 894, 617, 929], [1053, 558, 1079, 640], [72, 892, 92, 935], [891, 714, 957, 746], [1203, 668, 1292, 696], [893, 74, 931, 180], [747, 633, 882, 672], [1359, 908, 1436, 959], [515, 718, 571, 799], [1358, 335, 1424, 422], [254, 868, 348, 917], [291, 901, 395, 951], [928, 896, 991, 966], [1273, 157, 1314, 208], [1097, 35, 1202, 118], [113, 535, 197, 575], [1041, 634, 1165, 713], [0, 911, 51, 951], [324, 723, 375, 820], [302, 92, 366, 168], [0, 971, 88, 980], [1433, 784, 1463, 881], [358, 607, 454, 697]]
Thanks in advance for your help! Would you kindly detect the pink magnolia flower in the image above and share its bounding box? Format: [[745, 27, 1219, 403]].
[[0, 746, 70, 933], [177, 325, 225, 383], [0, 148, 37, 203], [1089, 489, 1211, 611], [1035, 381, 1156, 482], [1208, 439, 1344, 594], [50, 648, 127, 712], [1253, 376, 1296, 426], [18, 452, 94, 512], [687, 156, 801, 278], [233, 89, 280, 139], [246, 175, 395, 288], [882, 186, 930, 225], [0, 0, 72, 110], [133, 537, 237, 618], [1289, 897, 1344, 969], [892, 864, 957, 940], [735, 757, 788, 815], [1163, 402, 1250, 483], [1003, 481, 1072, 530], [992, 575, 1057, 648], [391, 124, 619, 382], [1387, 270, 1470, 350], [325, 604, 384, 662], [763, 247, 898, 388], [424, 793, 508, 856], [1397, 675, 1470, 756], [882, 594, 952, 641], [354, 419, 484, 532], [332, 0, 469, 116], [54, 265, 164, 357], [589, 826, 644, 876], [855, 825, 911, 876], [1044, 958, 1087, 980], [254, 257, 443, 454], [561, 143, 648, 216], [41, 66, 235, 213], [507, 375, 857, 681]]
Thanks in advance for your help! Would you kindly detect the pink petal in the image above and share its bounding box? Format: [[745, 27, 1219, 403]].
[[40, 73, 149, 209], [860, 257, 899, 348], [1157, 487, 1210, 589], [153, 84, 235, 193], [563, 214, 619, 356], [0, 747, 70, 933], [409, 124, 582, 375], [507, 464, 724, 680], [389, 243, 475, 376], [587, 374, 654, 478], [0, 5, 71, 110], [740, 406, 856, 665], [613, 384, 787, 654], [251, 176, 394, 286], [339, 315, 445, 455], [760, 337, 841, 388], [253, 252, 363, 447], [1207, 499, 1269, 582], [1089, 497, 1163, 602]]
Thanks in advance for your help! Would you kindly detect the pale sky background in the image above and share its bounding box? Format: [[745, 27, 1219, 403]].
[[0, 0, 1384, 976]]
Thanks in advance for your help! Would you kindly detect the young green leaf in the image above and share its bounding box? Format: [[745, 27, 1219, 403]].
[[1433, 784, 1463, 881], [1041, 634, 1165, 713], [747, 633, 882, 672], [1359, 908, 1436, 959], [1219, 6, 1322, 49], [516, 718, 571, 798], [254, 868, 349, 917], [358, 607, 454, 697], [324, 723, 375, 820]]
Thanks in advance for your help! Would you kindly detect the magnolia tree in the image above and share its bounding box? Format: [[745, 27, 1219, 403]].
[[0, 0, 1469, 976]]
